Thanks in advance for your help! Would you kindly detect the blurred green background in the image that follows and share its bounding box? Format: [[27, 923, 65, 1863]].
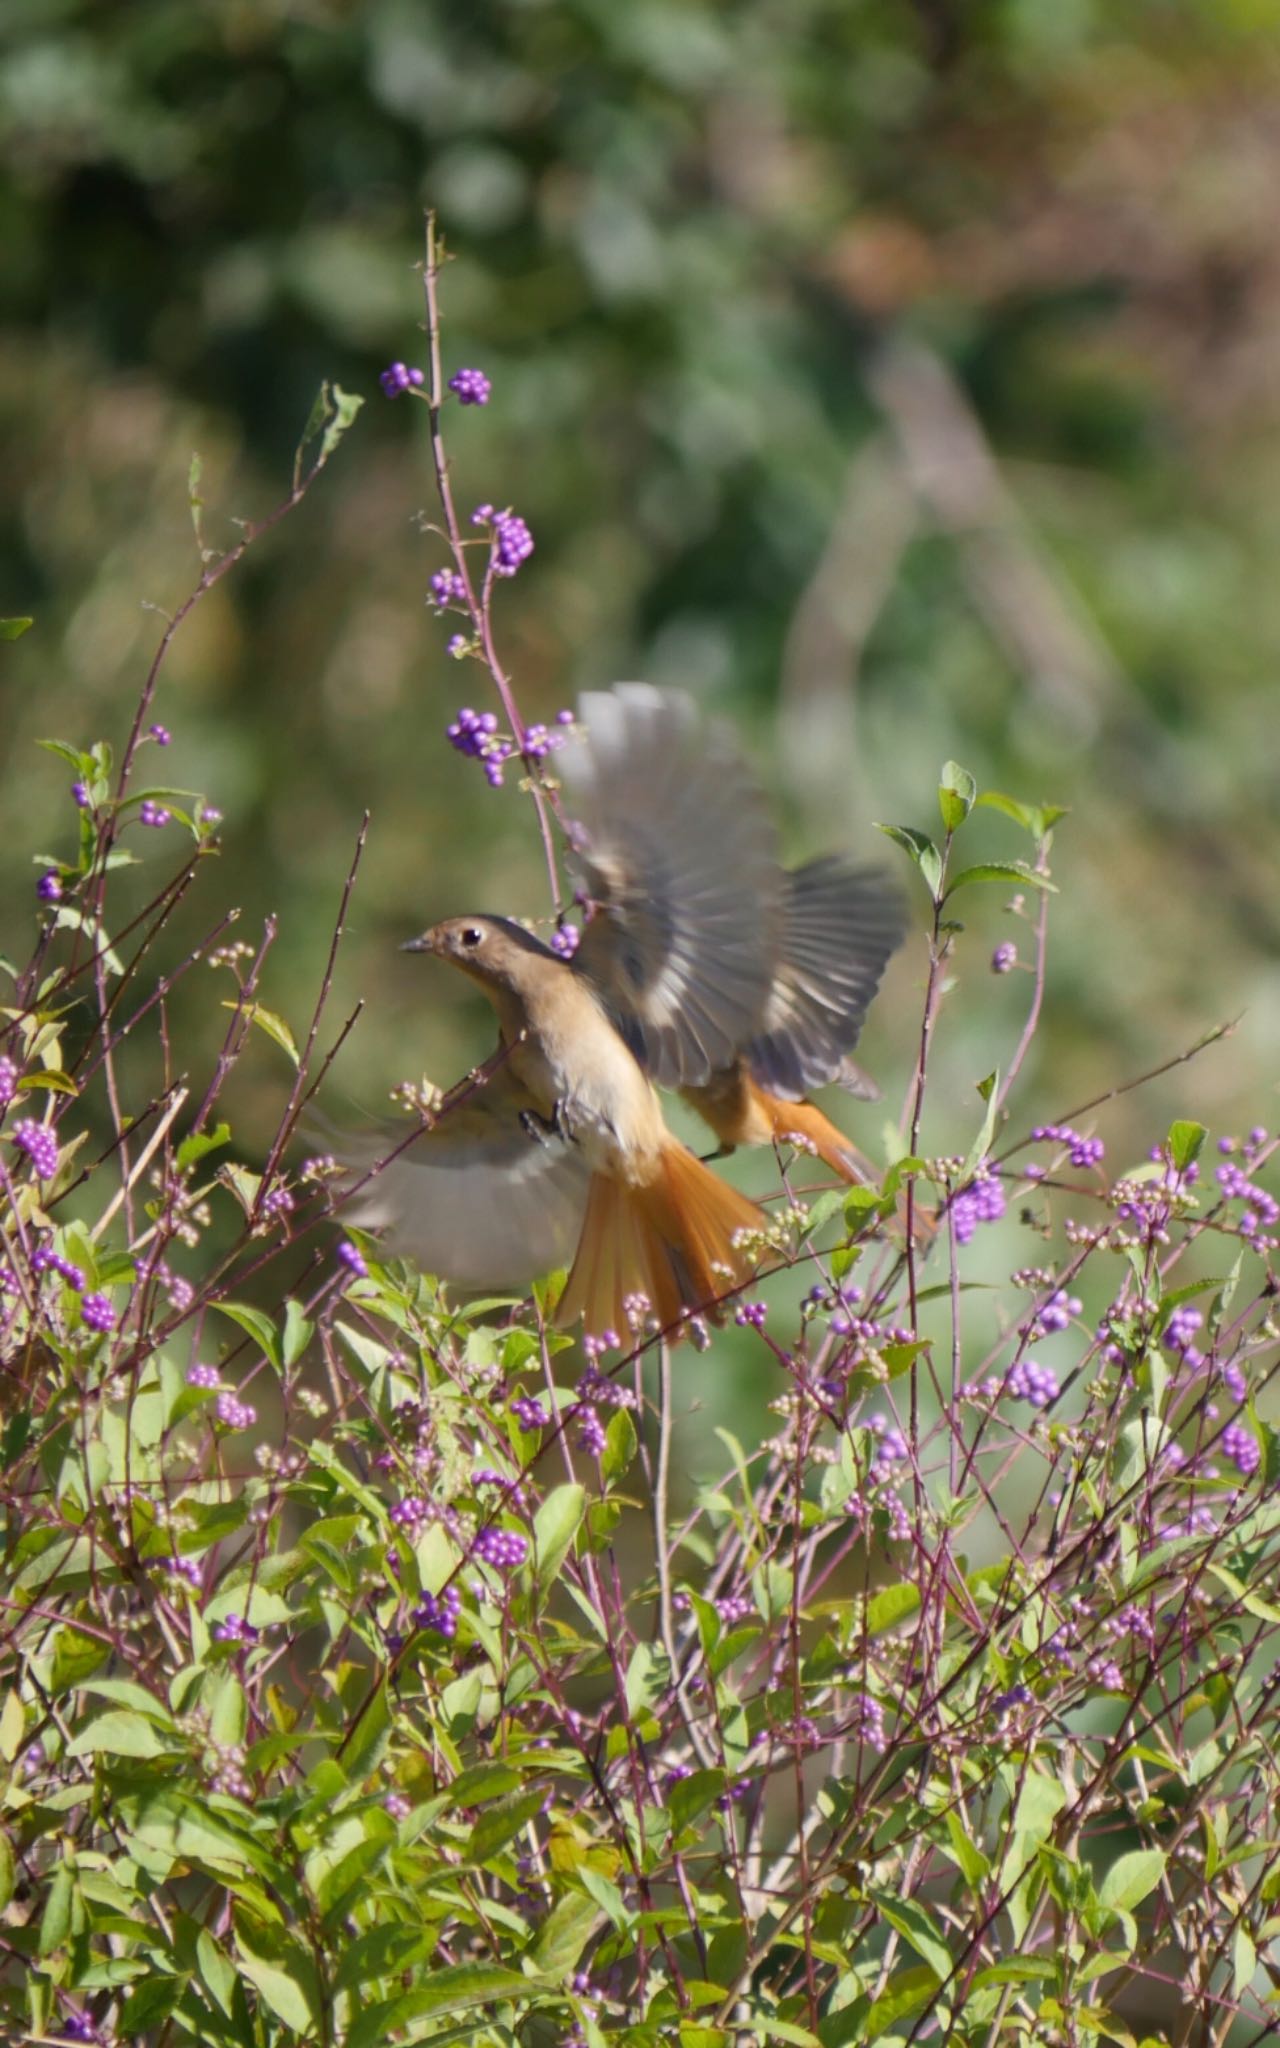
[[3, 0, 1278, 1394]]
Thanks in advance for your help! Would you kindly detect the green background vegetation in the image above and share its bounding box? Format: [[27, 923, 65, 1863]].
[[2, 0, 1277, 1222]]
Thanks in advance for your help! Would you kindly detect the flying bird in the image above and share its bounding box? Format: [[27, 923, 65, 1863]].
[[558, 686, 907, 1187], [339, 914, 763, 1341]]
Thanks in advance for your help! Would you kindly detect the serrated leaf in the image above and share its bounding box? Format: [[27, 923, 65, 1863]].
[[467, 1785, 548, 1868], [534, 1482, 585, 1594], [1166, 1120, 1207, 1172], [176, 1122, 231, 1171], [866, 1583, 920, 1634], [234, 1918, 320, 2033], [529, 1892, 604, 1977], [222, 1001, 299, 1069], [295, 380, 365, 489], [938, 762, 976, 831], [345, 1965, 545, 2048], [869, 1887, 951, 1981], [1098, 1848, 1166, 1912], [875, 822, 942, 900], [212, 1300, 281, 1369], [67, 1709, 172, 1759], [601, 1407, 637, 1486], [945, 861, 1057, 899]]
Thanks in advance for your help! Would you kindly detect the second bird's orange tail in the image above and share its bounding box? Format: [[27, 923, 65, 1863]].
[[555, 1141, 764, 1341]]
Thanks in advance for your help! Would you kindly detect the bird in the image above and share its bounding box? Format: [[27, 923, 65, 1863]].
[[338, 915, 765, 1342], [557, 686, 907, 1188]]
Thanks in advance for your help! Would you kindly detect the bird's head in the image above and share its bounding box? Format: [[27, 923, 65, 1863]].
[[402, 915, 558, 996]]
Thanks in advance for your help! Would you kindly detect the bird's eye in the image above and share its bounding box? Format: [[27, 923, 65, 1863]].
[[460, 926, 484, 948]]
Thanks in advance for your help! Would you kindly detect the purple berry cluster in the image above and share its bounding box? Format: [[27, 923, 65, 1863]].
[[848, 1692, 886, 1748], [158, 1553, 202, 1588], [472, 503, 534, 578], [187, 1362, 221, 1389], [37, 870, 62, 903], [446, 705, 513, 788], [510, 1394, 549, 1432], [991, 940, 1018, 974], [379, 361, 424, 397], [13, 1118, 58, 1179], [429, 569, 468, 609], [139, 799, 170, 827], [549, 923, 580, 959], [148, 722, 171, 745], [735, 1300, 768, 1329], [71, 778, 90, 808], [212, 1612, 261, 1646], [1006, 1359, 1058, 1408], [1215, 1154, 1279, 1244], [0, 1055, 18, 1107], [337, 1239, 369, 1279], [448, 367, 491, 406], [214, 1392, 256, 1430], [412, 1585, 462, 1639], [80, 1291, 116, 1335], [390, 1495, 431, 1530], [1219, 1421, 1260, 1477], [32, 1244, 85, 1290], [1030, 1123, 1105, 1169], [950, 1168, 1006, 1245], [1024, 1286, 1081, 1340], [473, 1526, 529, 1571]]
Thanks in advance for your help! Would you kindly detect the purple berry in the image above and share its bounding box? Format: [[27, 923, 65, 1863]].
[[448, 367, 492, 406]]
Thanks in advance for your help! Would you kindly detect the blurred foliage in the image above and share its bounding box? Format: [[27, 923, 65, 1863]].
[[3, 0, 1279, 1218]]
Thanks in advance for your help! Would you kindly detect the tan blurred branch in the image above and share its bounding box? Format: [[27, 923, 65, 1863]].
[[866, 335, 1124, 741], [778, 436, 916, 821]]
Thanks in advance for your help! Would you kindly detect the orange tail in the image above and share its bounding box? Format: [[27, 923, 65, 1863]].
[[757, 1087, 936, 1247], [756, 1090, 872, 1186], [555, 1142, 764, 1341]]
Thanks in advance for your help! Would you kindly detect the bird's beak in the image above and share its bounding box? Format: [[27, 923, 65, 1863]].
[[401, 929, 437, 955]]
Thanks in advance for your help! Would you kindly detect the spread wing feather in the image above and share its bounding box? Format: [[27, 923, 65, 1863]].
[[745, 857, 907, 1100], [562, 684, 784, 1087], [320, 1073, 590, 1292]]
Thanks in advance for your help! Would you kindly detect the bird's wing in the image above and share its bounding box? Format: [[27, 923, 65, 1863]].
[[746, 857, 907, 1099], [561, 683, 784, 1087], [324, 1071, 591, 1292]]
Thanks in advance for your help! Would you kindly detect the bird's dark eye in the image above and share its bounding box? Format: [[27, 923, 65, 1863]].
[[460, 926, 484, 948]]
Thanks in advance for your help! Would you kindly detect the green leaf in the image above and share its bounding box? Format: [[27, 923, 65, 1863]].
[[467, 1785, 549, 1868], [861, 1965, 939, 2037], [945, 861, 1056, 900], [282, 1297, 313, 1369], [67, 1710, 172, 1759], [1166, 1120, 1207, 1172], [0, 1692, 23, 1762], [601, 1407, 637, 1486], [977, 790, 1069, 840], [866, 1583, 920, 1635], [212, 1300, 281, 1369], [346, 1965, 544, 2048], [876, 822, 942, 900], [1233, 1924, 1256, 1997], [295, 379, 365, 488], [625, 1640, 671, 1715], [49, 1625, 109, 1692], [1, 616, 33, 640], [577, 1863, 630, 1927], [223, 1000, 299, 1069], [938, 761, 976, 831], [1098, 1848, 1166, 1913], [39, 1863, 74, 1954], [0, 1830, 15, 1913], [176, 1122, 231, 1171], [530, 1893, 604, 1977], [234, 1917, 320, 2033], [869, 1888, 951, 1981], [533, 1482, 586, 1593]]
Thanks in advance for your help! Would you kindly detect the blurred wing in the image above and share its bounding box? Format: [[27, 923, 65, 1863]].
[[562, 683, 784, 1087], [322, 1073, 590, 1291], [746, 857, 907, 1099]]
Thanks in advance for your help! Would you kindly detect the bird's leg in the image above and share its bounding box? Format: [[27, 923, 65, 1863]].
[[699, 1143, 735, 1163], [518, 1109, 559, 1147]]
